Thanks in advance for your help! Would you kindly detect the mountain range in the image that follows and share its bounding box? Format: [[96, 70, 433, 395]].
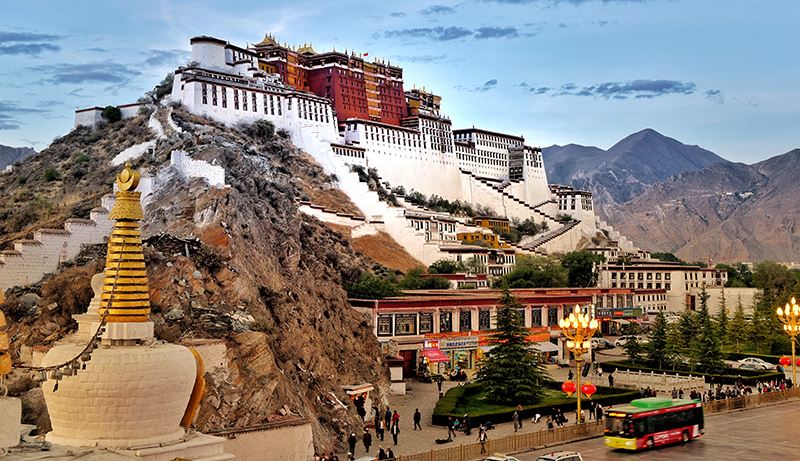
[[543, 129, 800, 262], [0, 144, 36, 170]]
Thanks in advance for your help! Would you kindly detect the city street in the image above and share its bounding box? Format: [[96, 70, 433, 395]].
[[517, 399, 800, 461]]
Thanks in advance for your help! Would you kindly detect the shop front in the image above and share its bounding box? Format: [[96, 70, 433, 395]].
[[595, 307, 643, 335]]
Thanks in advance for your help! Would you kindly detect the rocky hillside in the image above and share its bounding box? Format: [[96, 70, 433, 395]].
[[543, 128, 727, 208], [0, 117, 153, 248], [605, 149, 800, 261], [1, 108, 392, 452], [0, 144, 36, 170]]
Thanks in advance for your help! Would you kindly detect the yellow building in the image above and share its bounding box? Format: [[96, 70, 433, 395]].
[[473, 216, 510, 234], [456, 231, 508, 249]]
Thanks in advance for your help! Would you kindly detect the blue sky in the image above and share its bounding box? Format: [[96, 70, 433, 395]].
[[0, 0, 797, 163]]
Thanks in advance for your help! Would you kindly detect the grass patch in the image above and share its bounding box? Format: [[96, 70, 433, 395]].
[[433, 381, 639, 426]]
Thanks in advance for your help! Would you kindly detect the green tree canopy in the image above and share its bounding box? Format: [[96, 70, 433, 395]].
[[696, 285, 724, 372], [101, 105, 122, 123], [397, 267, 451, 290], [728, 296, 749, 353], [561, 250, 605, 288], [716, 287, 729, 346], [476, 288, 549, 405], [345, 272, 400, 299], [428, 259, 467, 274], [647, 312, 668, 368], [651, 252, 686, 264], [495, 255, 568, 288], [622, 323, 645, 364]]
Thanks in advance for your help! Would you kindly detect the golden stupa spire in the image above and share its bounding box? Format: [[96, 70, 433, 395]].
[[98, 162, 150, 323]]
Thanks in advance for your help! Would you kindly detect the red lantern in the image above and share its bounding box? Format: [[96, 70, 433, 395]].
[[562, 380, 576, 396], [780, 356, 791, 366], [795, 358, 800, 367], [581, 383, 597, 398]]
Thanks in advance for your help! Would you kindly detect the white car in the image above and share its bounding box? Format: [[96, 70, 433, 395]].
[[614, 335, 646, 347], [737, 357, 773, 370], [535, 451, 584, 461], [484, 455, 520, 461], [590, 337, 613, 350]]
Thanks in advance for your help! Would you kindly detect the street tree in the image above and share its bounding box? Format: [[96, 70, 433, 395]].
[[664, 323, 684, 370], [561, 250, 605, 288], [622, 323, 645, 364], [716, 286, 729, 346], [647, 312, 668, 368], [476, 287, 549, 405], [728, 296, 749, 353]]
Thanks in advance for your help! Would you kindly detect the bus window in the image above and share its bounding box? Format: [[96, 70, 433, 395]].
[[695, 408, 704, 430]]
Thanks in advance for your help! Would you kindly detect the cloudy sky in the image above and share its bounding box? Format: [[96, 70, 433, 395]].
[[0, 0, 797, 162]]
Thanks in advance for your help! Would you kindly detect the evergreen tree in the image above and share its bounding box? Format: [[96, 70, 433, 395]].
[[476, 288, 549, 405], [664, 323, 684, 370], [677, 311, 699, 367], [622, 323, 645, 364], [749, 293, 773, 353], [716, 286, 729, 347], [728, 296, 749, 353], [647, 312, 668, 368], [694, 284, 724, 372]]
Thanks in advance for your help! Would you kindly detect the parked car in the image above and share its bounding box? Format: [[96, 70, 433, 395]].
[[614, 335, 647, 347], [484, 455, 520, 461], [535, 451, 584, 461], [590, 337, 613, 350], [737, 357, 773, 370]]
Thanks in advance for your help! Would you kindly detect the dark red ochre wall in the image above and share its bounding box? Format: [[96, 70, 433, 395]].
[[307, 66, 369, 124]]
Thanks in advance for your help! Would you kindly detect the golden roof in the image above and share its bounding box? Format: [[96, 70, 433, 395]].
[[297, 42, 316, 55], [255, 33, 278, 47], [98, 162, 150, 323]]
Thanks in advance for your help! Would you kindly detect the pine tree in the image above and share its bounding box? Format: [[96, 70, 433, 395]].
[[716, 286, 729, 347], [677, 310, 699, 365], [728, 296, 749, 353], [622, 323, 645, 364], [647, 311, 668, 368], [665, 323, 684, 370], [476, 288, 549, 405], [695, 284, 724, 372]]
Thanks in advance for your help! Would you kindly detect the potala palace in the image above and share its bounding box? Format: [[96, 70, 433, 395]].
[[167, 35, 638, 267]]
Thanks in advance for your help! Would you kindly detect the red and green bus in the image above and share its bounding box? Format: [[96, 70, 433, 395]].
[[604, 397, 704, 450]]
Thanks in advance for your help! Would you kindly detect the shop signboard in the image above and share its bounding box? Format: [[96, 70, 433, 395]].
[[440, 337, 479, 350], [596, 307, 642, 319]]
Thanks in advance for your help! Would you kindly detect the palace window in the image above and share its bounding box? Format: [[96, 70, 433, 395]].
[[419, 312, 433, 334], [263, 94, 269, 114], [211, 85, 217, 106], [394, 314, 417, 336], [233, 89, 239, 110], [221, 87, 227, 108], [531, 307, 542, 326], [242, 90, 247, 111], [479, 309, 491, 330], [440, 311, 453, 333], [547, 306, 559, 326], [377, 315, 393, 337], [201, 83, 208, 104], [276, 97, 282, 115], [252, 93, 257, 112], [460, 310, 472, 332]]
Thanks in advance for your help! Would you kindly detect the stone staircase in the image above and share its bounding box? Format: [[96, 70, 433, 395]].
[[461, 169, 559, 224], [520, 219, 582, 254]]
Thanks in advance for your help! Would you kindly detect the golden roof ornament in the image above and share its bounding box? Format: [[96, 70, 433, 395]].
[[98, 162, 150, 323]]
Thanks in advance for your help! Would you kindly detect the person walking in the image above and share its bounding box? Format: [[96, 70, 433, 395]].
[[437, 375, 444, 393], [378, 418, 385, 441], [347, 432, 357, 455], [595, 403, 604, 421], [512, 410, 520, 432], [516, 404, 523, 429], [386, 448, 395, 460], [384, 407, 392, 431], [392, 410, 400, 427], [390, 421, 400, 445], [413, 408, 422, 430], [546, 416, 554, 430], [608, 371, 614, 388], [447, 417, 455, 439], [477, 429, 488, 454], [362, 428, 372, 453]]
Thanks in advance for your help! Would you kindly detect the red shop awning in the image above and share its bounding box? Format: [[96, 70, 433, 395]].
[[421, 348, 450, 363]]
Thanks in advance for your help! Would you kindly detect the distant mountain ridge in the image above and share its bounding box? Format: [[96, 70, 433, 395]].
[[0, 144, 36, 169], [543, 128, 728, 205]]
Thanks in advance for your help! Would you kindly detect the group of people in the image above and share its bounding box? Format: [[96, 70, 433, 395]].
[[346, 429, 396, 460], [659, 378, 793, 403]]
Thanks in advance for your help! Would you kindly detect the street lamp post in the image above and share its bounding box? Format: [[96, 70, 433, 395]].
[[777, 297, 800, 385], [559, 304, 599, 423]]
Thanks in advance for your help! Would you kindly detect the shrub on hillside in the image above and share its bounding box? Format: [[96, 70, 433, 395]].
[[101, 106, 122, 123], [243, 119, 276, 141]]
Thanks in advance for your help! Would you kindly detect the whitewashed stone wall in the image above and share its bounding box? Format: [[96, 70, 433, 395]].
[[222, 423, 313, 461], [170, 150, 226, 187]]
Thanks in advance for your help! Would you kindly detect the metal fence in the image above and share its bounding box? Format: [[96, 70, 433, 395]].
[[396, 422, 604, 461], [397, 388, 800, 461]]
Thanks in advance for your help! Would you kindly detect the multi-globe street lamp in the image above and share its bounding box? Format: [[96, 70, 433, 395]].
[[776, 297, 800, 385], [559, 304, 599, 423]]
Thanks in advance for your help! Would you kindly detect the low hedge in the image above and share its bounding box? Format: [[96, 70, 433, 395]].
[[432, 381, 639, 427], [604, 360, 783, 385]]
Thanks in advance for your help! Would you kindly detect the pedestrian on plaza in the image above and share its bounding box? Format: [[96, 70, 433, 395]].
[[387, 448, 395, 460], [568, 369, 574, 381], [385, 407, 392, 430], [516, 405, 523, 429], [447, 417, 456, 439], [392, 410, 400, 427], [378, 418, 385, 441], [608, 372, 614, 388], [437, 375, 444, 393], [377, 447, 387, 460], [390, 422, 400, 445], [347, 432, 357, 455], [463, 414, 471, 435], [595, 403, 603, 421], [546, 416, 554, 431], [679, 389, 685, 399], [512, 410, 520, 432], [363, 428, 372, 453], [597, 366, 603, 379], [413, 408, 422, 430], [478, 429, 488, 454]]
